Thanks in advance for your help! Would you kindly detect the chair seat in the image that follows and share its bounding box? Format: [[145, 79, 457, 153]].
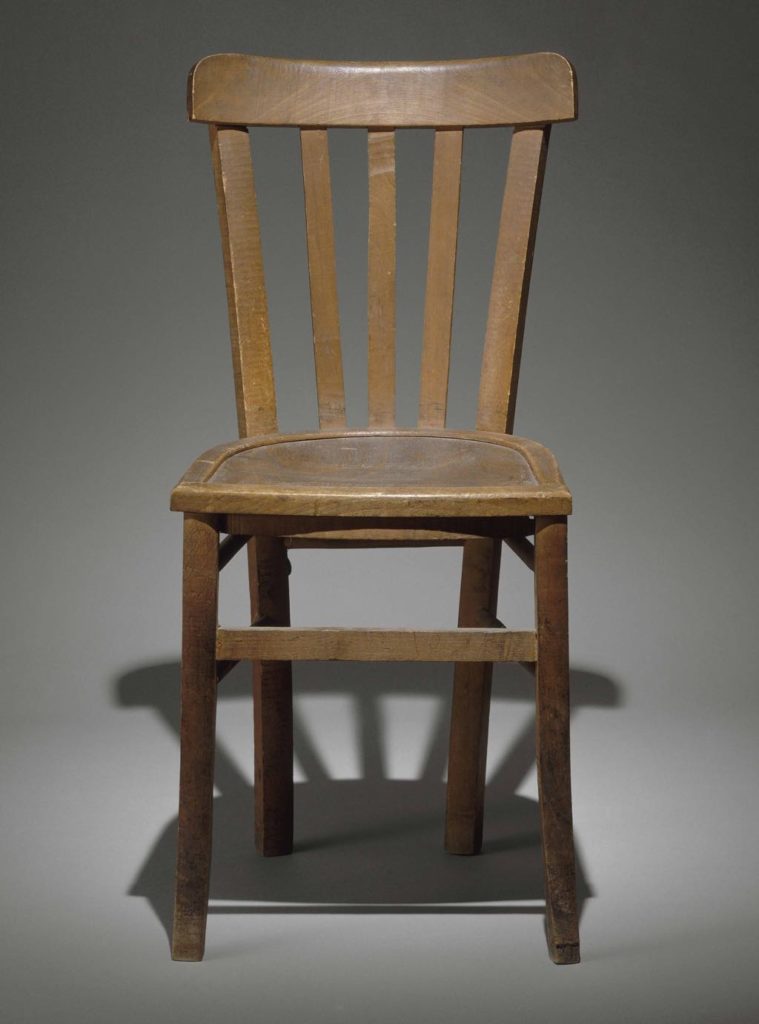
[[171, 429, 571, 517]]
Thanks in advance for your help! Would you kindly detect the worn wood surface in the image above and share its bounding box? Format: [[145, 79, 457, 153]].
[[300, 128, 347, 429], [216, 625, 536, 662], [367, 130, 397, 427], [534, 516, 580, 964], [477, 126, 550, 433], [247, 538, 293, 856], [419, 129, 463, 428], [174, 51, 581, 964], [210, 125, 278, 436], [171, 430, 571, 517], [189, 53, 577, 127], [172, 514, 220, 961], [445, 538, 502, 854]]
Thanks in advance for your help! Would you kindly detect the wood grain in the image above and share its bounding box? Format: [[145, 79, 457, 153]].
[[189, 54, 577, 127], [216, 626, 536, 662], [176, 484, 569, 518], [172, 514, 220, 961], [210, 125, 278, 436], [477, 126, 550, 433], [419, 129, 463, 428], [175, 50, 581, 965], [445, 538, 501, 854], [368, 130, 396, 427], [300, 129, 347, 429], [171, 429, 571, 518], [534, 516, 580, 964]]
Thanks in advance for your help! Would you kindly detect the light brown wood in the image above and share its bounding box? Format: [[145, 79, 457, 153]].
[[189, 54, 577, 127], [477, 126, 550, 433], [534, 516, 580, 964], [445, 538, 501, 854], [367, 130, 397, 427], [247, 538, 293, 856], [172, 514, 220, 961], [216, 626, 536, 662], [175, 430, 564, 487], [174, 51, 581, 964], [210, 125, 278, 436], [419, 129, 463, 428], [300, 129, 347, 429], [171, 430, 571, 518]]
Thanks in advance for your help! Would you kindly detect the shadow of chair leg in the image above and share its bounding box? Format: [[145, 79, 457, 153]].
[[116, 660, 622, 952]]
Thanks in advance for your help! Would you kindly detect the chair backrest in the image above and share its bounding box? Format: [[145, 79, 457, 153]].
[[188, 54, 577, 438]]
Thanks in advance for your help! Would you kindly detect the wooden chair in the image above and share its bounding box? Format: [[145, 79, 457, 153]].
[[171, 53, 580, 965]]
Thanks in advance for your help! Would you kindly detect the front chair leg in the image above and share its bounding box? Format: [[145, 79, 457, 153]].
[[534, 516, 580, 964], [248, 537, 293, 856], [172, 513, 220, 961], [445, 537, 502, 855]]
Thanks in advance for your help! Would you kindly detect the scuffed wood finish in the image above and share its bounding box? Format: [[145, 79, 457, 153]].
[[445, 538, 501, 855], [171, 429, 571, 518], [419, 129, 463, 428], [477, 126, 550, 433], [175, 430, 565, 487], [178, 485, 568, 518], [189, 54, 577, 127], [300, 129, 347, 429], [248, 538, 293, 856], [217, 625, 535, 662], [534, 516, 580, 964], [172, 514, 220, 962], [210, 125, 278, 436], [173, 51, 582, 964], [368, 130, 397, 427]]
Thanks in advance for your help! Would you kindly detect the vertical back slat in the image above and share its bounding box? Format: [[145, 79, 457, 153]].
[[367, 129, 397, 428], [418, 128, 463, 428], [476, 125, 551, 434], [300, 129, 347, 429], [210, 124, 278, 436]]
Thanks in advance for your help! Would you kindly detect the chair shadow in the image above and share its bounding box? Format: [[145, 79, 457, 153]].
[[115, 660, 622, 950]]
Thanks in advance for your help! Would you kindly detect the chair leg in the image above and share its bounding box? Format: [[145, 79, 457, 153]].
[[445, 537, 502, 854], [247, 537, 294, 856], [172, 513, 220, 961], [534, 516, 580, 964]]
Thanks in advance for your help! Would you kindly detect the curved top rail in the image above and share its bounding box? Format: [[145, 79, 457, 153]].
[[187, 53, 577, 127]]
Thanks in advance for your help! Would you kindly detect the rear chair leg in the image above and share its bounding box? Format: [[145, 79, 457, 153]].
[[534, 516, 580, 964], [172, 514, 220, 961], [248, 537, 293, 856], [445, 538, 501, 855]]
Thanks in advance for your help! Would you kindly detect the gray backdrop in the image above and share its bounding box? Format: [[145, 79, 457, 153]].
[[3, 1, 758, 1021]]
